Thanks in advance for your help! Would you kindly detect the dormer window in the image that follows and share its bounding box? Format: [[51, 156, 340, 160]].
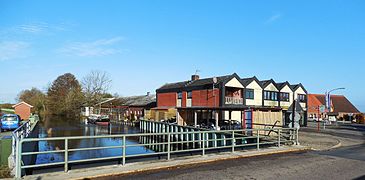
[[245, 89, 254, 99], [298, 94, 306, 103], [264, 91, 278, 101], [280, 92, 290, 102]]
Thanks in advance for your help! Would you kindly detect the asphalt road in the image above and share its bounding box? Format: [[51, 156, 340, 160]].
[[95, 123, 365, 180], [95, 145, 365, 180]]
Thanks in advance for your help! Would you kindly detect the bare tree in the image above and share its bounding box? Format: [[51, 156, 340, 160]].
[[82, 70, 112, 106]]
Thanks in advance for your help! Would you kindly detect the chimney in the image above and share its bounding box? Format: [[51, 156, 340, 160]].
[[191, 75, 200, 81], [147, 92, 150, 96]]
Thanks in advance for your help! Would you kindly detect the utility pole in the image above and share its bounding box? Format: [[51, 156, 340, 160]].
[[317, 105, 320, 132], [291, 100, 296, 128], [325, 87, 345, 126]]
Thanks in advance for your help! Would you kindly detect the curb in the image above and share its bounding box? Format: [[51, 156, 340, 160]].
[[73, 147, 311, 180], [309, 137, 342, 151]]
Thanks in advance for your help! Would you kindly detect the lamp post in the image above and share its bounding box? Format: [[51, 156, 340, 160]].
[[325, 87, 345, 126]]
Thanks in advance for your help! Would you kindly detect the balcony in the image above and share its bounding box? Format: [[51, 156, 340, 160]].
[[225, 96, 243, 105]]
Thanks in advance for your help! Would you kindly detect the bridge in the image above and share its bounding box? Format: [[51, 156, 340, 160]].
[[11, 119, 299, 179]]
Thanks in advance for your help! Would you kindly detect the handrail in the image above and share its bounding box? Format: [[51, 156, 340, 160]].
[[21, 128, 293, 142], [268, 121, 280, 136], [15, 126, 299, 178], [11, 121, 32, 158]]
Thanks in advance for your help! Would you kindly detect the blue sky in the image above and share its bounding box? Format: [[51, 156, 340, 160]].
[[0, 0, 364, 111]]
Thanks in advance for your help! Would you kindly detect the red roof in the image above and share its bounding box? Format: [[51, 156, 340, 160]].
[[308, 94, 359, 114], [12, 101, 33, 108]]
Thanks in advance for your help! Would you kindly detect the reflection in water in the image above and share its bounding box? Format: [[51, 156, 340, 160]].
[[36, 117, 154, 164]]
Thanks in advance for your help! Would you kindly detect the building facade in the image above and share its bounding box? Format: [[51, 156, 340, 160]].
[[12, 102, 33, 120], [155, 73, 308, 128], [307, 94, 360, 121]]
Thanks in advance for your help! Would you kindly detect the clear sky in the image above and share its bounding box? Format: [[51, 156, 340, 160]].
[[0, 0, 364, 111]]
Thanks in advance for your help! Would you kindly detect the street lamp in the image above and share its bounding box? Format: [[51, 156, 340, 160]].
[[325, 87, 345, 112], [323, 87, 345, 128]]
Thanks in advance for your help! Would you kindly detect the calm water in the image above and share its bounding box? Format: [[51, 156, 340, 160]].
[[35, 117, 154, 165]]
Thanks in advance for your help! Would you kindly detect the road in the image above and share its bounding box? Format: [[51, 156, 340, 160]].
[[0, 131, 12, 139], [96, 123, 365, 180]]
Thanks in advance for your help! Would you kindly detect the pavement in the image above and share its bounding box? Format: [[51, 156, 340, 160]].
[[22, 146, 310, 180], [301, 121, 365, 149]]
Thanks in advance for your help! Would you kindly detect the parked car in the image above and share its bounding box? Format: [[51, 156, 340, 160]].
[[0, 114, 22, 131], [220, 120, 242, 130]]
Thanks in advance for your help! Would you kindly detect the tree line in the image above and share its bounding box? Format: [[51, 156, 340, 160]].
[[17, 70, 112, 118]]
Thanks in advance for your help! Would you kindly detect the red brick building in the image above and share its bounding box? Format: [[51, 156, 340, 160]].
[[12, 101, 33, 120], [307, 94, 360, 121]]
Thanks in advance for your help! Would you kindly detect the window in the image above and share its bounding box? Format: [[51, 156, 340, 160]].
[[187, 91, 192, 99], [177, 92, 182, 99], [280, 92, 290, 102], [264, 91, 269, 100], [264, 91, 278, 101], [298, 94, 306, 103], [245, 89, 254, 99]]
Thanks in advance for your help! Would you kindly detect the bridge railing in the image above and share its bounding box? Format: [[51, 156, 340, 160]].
[[15, 127, 299, 178]]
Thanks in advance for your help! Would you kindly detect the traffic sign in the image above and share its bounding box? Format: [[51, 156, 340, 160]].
[[319, 105, 326, 113], [288, 122, 300, 130], [289, 112, 301, 122]]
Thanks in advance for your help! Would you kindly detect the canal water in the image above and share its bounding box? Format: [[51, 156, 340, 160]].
[[35, 117, 154, 165]]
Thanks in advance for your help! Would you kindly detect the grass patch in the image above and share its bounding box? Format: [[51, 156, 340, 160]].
[[0, 165, 12, 178]]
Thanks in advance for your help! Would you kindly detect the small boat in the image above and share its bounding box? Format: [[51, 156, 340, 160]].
[[95, 121, 110, 126], [87, 114, 110, 125], [87, 114, 101, 124]]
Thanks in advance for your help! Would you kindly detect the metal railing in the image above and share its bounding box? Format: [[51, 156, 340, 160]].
[[15, 127, 299, 178], [11, 117, 39, 179], [225, 97, 243, 105], [11, 121, 32, 158]]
